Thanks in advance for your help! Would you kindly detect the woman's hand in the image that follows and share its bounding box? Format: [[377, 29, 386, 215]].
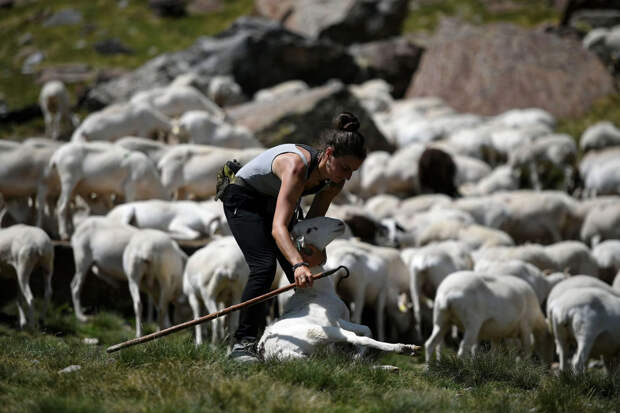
[[294, 264, 313, 288], [300, 243, 326, 267]]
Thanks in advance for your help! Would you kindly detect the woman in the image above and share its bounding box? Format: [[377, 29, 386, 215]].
[[220, 111, 367, 362]]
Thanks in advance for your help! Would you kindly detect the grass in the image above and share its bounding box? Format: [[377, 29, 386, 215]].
[[0, 0, 255, 110], [403, 0, 558, 34], [0, 307, 619, 412]]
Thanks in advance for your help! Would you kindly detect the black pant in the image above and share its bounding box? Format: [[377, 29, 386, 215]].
[[222, 184, 295, 341]]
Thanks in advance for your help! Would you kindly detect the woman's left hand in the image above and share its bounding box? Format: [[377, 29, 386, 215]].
[[300, 244, 326, 267]]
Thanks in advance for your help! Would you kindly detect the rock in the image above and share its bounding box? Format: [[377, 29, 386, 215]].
[[149, 0, 187, 17], [83, 337, 99, 345], [255, 0, 408, 45], [348, 36, 424, 98], [37, 63, 94, 84], [406, 19, 615, 119], [43, 8, 83, 27], [227, 80, 394, 152], [85, 17, 364, 108], [570, 9, 620, 30], [94, 38, 134, 55], [371, 365, 400, 373], [18, 33, 32, 46], [21, 51, 45, 75], [187, 0, 223, 14], [58, 365, 81, 374]]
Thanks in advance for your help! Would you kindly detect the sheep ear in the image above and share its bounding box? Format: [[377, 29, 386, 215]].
[[295, 236, 305, 251]]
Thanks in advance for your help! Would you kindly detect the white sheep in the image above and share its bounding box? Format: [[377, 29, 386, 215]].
[[157, 145, 263, 200], [39, 80, 76, 140], [474, 259, 566, 306], [130, 84, 226, 120], [47, 142, 169, 239], [70, 217, 187, 337], [472, 244, 556, 273], [580, 121, 620, 152], [183, 236, 249, 345], [115, 136, 170, 165], [107, 200, 220, 241], [592, 240, 620, 283], [71, 103, 172, 142], [548, 287, 620, 374], [401, 240, 473, 340], [0, 225, 53, 328], [258, 217, 420, 360], [580, 203, 620, 246], [544, 241, 599, 277], [123, 229, 187, 337], [172, 110, 262, 148], [425, 271, 554, 365]]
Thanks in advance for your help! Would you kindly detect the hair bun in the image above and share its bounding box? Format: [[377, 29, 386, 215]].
[[334, 112, 360, 132]]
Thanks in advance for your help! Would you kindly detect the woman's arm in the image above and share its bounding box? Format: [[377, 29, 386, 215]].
[[306, 180, 345, 219], [271, 153, 314, 287]]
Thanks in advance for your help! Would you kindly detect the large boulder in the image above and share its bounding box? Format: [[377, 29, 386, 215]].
[[226, 80, 394, 152], [348, 36, 424, 98], [84, 17, 363, 108], [406, 20, 615, 119], [255, 0, 408, 45]]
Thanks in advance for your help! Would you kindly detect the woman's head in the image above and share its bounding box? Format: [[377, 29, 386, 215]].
[[320, 112, 367, 183]]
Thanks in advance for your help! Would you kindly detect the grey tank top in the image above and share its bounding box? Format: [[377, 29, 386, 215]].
[[235, 144, 309, 198]]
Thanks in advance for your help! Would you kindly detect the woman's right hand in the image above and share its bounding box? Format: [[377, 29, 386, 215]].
[[294, 264, 313, 288]]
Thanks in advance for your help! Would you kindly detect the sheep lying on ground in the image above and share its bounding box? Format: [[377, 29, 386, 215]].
[[183, 236, 249, 345], [258, 217, 420, 360], [0, 225, 53, 328], [425, 271, 554, 365]]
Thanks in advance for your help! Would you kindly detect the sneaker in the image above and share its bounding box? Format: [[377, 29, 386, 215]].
[[228, 337, 260, 363]]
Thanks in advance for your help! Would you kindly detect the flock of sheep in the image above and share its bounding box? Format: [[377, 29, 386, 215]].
[[1, 73, 620, 372]]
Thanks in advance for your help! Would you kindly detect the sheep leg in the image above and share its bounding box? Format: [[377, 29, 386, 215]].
[[157, 289, 172, 332], [167, 220, 202, 240], [228, 290, 242, 342], [572, 326, 598, 374], [350, 283, 366, 324], [425, 308, 450, 363], [42, 252, 54, 323], [187, 291, 203, 346], [125, 259, 147, 338], [70, 248, 92, 322], [15, 256, 36, 329], [375, 290, 386, 341], [56, 177, 77, 240], [337, 319, 372, 337], [200, 287, 220, 344], [458, 320, 481, 359], [309, 326, 418, 355], [551, 312, 571, 372], [519, 322, 534, 360], [410, 270, 424, 342]]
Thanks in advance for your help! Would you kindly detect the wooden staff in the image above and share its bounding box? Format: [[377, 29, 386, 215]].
[[106, 266, 349, 353]]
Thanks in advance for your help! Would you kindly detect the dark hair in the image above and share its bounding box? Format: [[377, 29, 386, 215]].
[[320, 112, 367, 160]]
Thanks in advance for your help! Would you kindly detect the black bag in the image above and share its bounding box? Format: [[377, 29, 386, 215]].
[[215, 159, 243, 201]]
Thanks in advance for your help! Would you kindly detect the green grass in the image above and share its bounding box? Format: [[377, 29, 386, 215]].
[[403, 0, 558, 34], [0, 0, 254, 110], [1, 309, 619, 412]]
